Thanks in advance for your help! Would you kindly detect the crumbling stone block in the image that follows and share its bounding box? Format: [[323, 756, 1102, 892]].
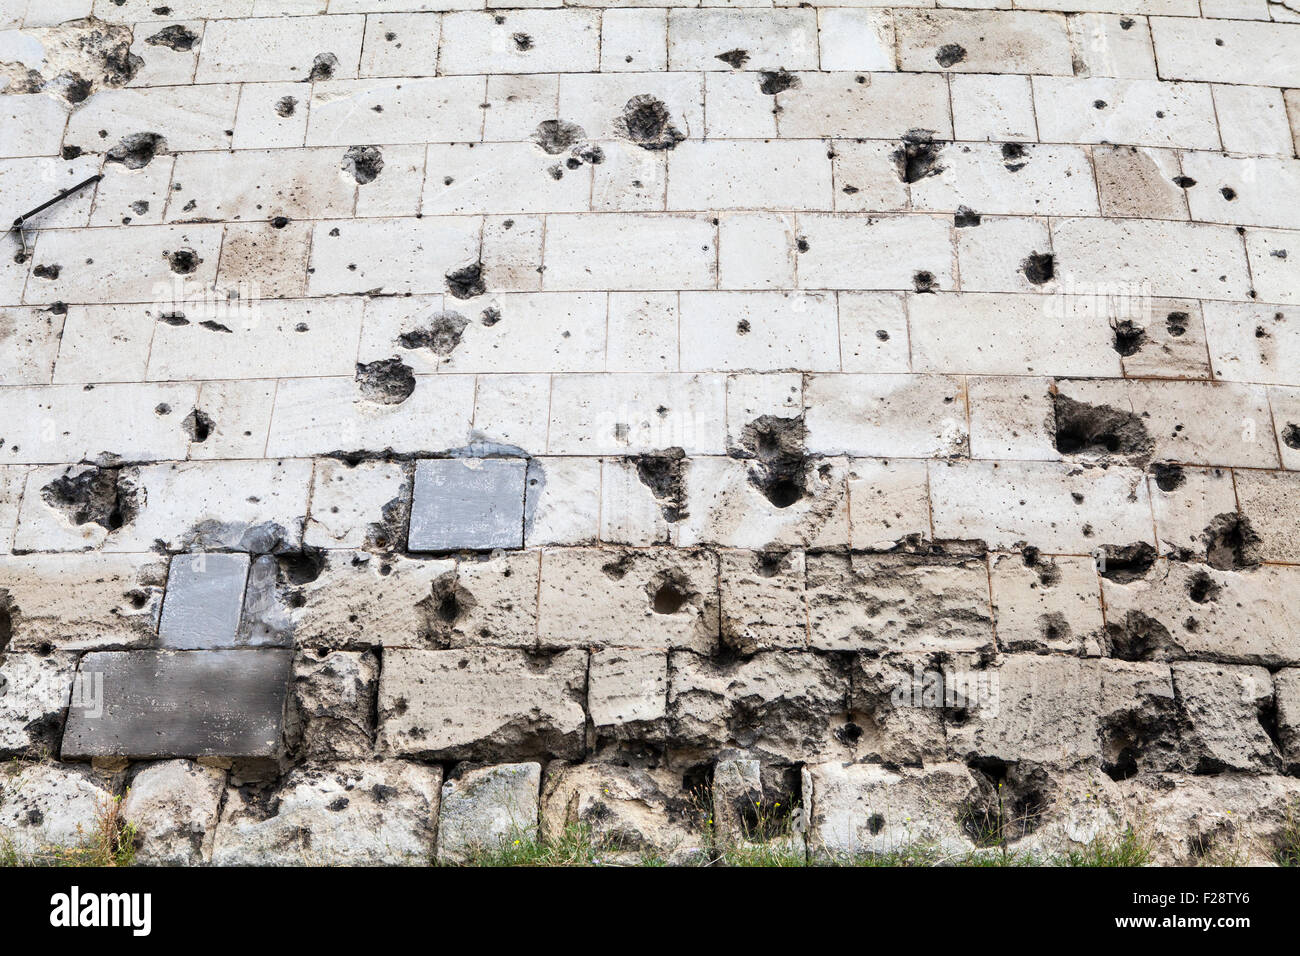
[[541, 761, 706, 864], [378, 648, 586, 760], [0, 760, 114, 861], [61, 649, 292, 761], [1171, 661, 1279, 773], [287, 650, 379, 760], [0, 651, 77, 757], [437, 762, 540, 864], [158, 552, 251, 650], [121, 759, 226, 866], [719, 550, 808, 654], [211, 762, 441, 866], [408, 458, 527, 552]]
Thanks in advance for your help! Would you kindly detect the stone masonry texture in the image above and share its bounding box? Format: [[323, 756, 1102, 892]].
[[0, 0, 1298, 868]]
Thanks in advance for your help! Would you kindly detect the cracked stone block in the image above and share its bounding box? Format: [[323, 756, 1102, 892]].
[[437, 762, 540, 864], [408, 458, 527, 552], [805, 762, 978, 859], [1121, 773, 1300, 866], [538, 548, 718, 652], [990, 553, 1104, 655], [158, 552, 251, 650], [0, 651, 77, 757], [0, 761, 114, 861], [378, 648, 586, 761], [1171, 662, 1279, 773], [211, 762, 442, 866], [806, 553, 993, 654], [588, 648, 669, 739], [668, 650, 850, 763], [61, 649, 292, 761], [286, 650, 378, 760], [719, 550, 808, 654], [0, 553, 165, 652], [541, 762, 706, 864], [121, 760, 226, 866]]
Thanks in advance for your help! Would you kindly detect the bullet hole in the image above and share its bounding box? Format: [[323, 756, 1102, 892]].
[[648, 570, 693, 615], [1203, 512, 1261, 571], [62, 145, 83, 160], [1097, 542, 1157, 583], [166, 248, 200, 275], [1021, 252, 1054, 285], [1220, 186, 1236, 201], [1120, 17, 1134, 28], [445, 262, 486, 299], [913, 271, 937, 293], [758, 70, 799, 95], [41, 466, 139, 532], [307, 52, 338, 81], [1215, 37, 1225, 46], [33, 264, 61, 280], [512, 32, 533, 51], [935, 43, 966, 67], [1282, 423, 1300, 450], [954, 205, 981, 227], [342, 145, 384, 184], [716, 49, 749, 69], [632, 447, 689, 523], [565, 156, 580, 170], [275, 96, 297, 117], [547, 164, 564, 180], [183, 408, 214, 442], [105, 132, 167, 169], [875, 329, 890, 341], [574, 143, 604, 165], [892, 129, 943, 183], [146, 24, 198, 51], [159, 311, 187, 326], [1105, 611, 1181, 664], [155, 403, 171, 415], [1166, 311, 1188, 337], [1001, 142, 1028, 172], [736, 319, 751, 335], [200, 319, 232, 333], [735, 415, 806, 509], [481, 306, 502, 327], [1152, 463, 1185, 492], [796, 236, 810, 253], [62, 74, 93, 103], [355, 357, 416, 405], [1112, 319, 1146, 356], [398, 310, 469, 357], [1187, 569, 1222, 605], [616, 94, 686, 151], [278, 547, 326, 587], [1053, 393, 1154, 462], [130, 200, 150, 215], [842, 184, 859, 194], [1173, 176, 1196, 188], [533, 119, 586, 154]]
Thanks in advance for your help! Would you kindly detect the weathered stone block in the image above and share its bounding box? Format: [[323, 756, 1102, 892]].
[[541, 761, 706, 864], [158, 552, 250, 650], [378, 648, 586, 760], [588, 647, 668, 737], [1171, 661, 1279, 773], [538, 548, 718, 652], [408, 458, 527, 551], [287, 650, 378, 760], [719, 550, 808, 654], [806, 552, 993, 654], [61, 650, 292, 760], [0, 651, 76, 757], [437, 762, 541, 864], [0, 761, 114, 861], [211, 761, 442, 866], [121, 759, 226, 866]]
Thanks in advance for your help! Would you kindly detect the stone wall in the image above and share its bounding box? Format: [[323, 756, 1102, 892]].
[[1, 2, 1299, 866]]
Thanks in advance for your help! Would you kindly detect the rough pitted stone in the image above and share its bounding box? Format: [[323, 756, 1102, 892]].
[[286, 650, 379, 759], [61, 650, 292, 760], [1170, 662, 1279, 773], [379, 648, 586, 760], [805, 761, 978, 859], [158, 552, 251, 649], [669, 650, 850, 762], [0, 761, 115, 860], [0, 651, 76, 757], [719, 550, 808, 653], [538, 548, 718, 652], [408, 458, 527, 552], [121, 759, 226, 866], [588, 647, 669, 738], [541, 762, 706, 864], [806, 553, 993, 654], [211, 761, 442, 866], [437, 762, 540, 864], [1277, 668, 1300, 772]]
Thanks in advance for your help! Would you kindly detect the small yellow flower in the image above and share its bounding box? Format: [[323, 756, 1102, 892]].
[[513, 839, 521, 846]]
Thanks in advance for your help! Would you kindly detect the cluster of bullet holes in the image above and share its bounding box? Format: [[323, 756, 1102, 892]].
[[40, 466, 139, 532]]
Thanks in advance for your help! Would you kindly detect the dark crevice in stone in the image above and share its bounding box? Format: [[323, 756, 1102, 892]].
[[355, 358, 416, 405], [892, 129, 944, 184], [632, 448, 689, 524], [1203, 512, 1261, 571], [1052, 392, 1154, 464], [40, 466, 139, 532], [1097, 542, 1157, 583]]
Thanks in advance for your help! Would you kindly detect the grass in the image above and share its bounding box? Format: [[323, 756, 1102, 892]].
[[0, 792, 137, 868], [1275, 803, 1300, 867]]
